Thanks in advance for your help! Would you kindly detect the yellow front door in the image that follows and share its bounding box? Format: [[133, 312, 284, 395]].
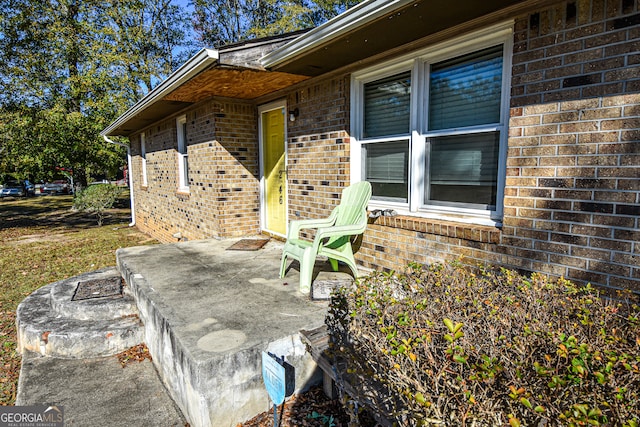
[[262, 107, 287, 235]]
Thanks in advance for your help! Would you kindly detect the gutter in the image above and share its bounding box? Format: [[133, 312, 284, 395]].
[[260, 0, 416, 68], [101, 48, 219, 137], [102, 135, 136, 227]]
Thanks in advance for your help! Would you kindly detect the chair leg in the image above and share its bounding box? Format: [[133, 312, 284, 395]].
[[345, 259, 359, 278], [342, 250, 359, 278], [299, 248, 315, 294], [279, 253, 288, 278]]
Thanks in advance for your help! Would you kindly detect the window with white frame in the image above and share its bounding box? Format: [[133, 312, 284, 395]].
[[140, 132, 148, 187], [176, 115, 189, 191], [351, 24, 512, 225]]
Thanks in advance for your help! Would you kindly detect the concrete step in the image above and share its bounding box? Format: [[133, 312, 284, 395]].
[[16, 267, 145, 358]]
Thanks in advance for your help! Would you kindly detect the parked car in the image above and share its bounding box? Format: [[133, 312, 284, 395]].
[[41, 179, 72, 195], [0, 180, 35, 198]]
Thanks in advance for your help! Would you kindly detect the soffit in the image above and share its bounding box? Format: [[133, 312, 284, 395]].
[[109, 67, 309, 136], [164, 66, 308, 103], [107, 0, 551, 136], [111, 100, 193, 136], [269, 0, 530, 76], [104, 36, 311, 136]]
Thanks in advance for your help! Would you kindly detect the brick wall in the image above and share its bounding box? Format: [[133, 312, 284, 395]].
[[284, 76, 352, 231], [505, 0, 640, 291], [131, 99, 260, 243]]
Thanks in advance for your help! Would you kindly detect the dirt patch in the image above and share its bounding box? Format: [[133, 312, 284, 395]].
[[8, 232, 76, 246], [237, 385, 349, 427]]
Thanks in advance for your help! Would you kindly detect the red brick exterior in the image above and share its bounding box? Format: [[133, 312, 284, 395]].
[[129, 0, 639, 292]]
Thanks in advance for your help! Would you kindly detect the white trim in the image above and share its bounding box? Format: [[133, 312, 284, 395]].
[[140, 133, 148, 187], [494, 37, 514, 223], [101, 49, 218, 136], [368, 201, 500, 227], [351, 22, 513, 227], [261, 0, 416, 68], [258, 100, 288, 237], [176, 115, 189, 192], [102, 136, 135, 227]]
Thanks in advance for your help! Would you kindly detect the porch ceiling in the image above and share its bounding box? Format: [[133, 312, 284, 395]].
[[164, 66, 308, 103], [105, 66, 309, 136]]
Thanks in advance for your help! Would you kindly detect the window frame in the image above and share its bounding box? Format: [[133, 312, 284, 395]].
[[350, 22, 513, 226], [140, 132, 148, 187], [176, 115, 189, 192]]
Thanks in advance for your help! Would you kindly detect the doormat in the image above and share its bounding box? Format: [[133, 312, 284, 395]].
[[227, 239, 270, 251], [72, 276, 123, 301]]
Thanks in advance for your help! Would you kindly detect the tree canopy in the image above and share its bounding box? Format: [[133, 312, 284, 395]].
[[0, 0, 193, 185], [193, 0, 363, 47], [0, 0, 363, 185]]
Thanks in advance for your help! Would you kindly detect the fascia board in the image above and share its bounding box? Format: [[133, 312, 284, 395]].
[[260, 0, 416, 68], [101, 48, 219, 136]]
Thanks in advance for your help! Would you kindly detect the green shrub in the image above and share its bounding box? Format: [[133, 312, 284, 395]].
[[326, 261, 640, 427], [73, 184, 121, 226]]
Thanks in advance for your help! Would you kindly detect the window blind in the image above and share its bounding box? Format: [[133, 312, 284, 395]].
[[429, 45, 503, 131], [428, 132, 499, 205], [365, 140, 409, 184], [179, 122, 188, 154], [364, 140, 409, 202], [364, 71, 411, 138]]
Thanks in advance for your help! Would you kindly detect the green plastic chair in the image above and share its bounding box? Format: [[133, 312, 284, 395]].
[[279, 181, 372, 294]]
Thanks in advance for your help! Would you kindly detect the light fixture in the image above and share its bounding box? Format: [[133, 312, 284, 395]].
[[289, 108, 299, 122]]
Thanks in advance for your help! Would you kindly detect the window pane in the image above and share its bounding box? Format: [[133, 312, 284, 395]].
[[364, 72, 411, 138], [180, 122, 188, 154], [364, 140, 409, 202], [183, 154, 189, 185], [429, 45, 503, 130], [427, 132, 499, 207]]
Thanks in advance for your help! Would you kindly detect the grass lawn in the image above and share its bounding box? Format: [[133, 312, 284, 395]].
[[0, 193, 157, 405]]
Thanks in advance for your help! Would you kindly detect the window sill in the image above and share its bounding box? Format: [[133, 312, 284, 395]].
[[176, 189, 190, 198], [368, 214, 500, 244]]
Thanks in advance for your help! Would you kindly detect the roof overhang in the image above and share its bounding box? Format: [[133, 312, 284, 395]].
[[262, 0, 549, 76], [101, 49, 218, 137], [102, 33, 310, 137]]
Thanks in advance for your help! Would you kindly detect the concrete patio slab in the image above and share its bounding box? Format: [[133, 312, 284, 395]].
[[15, 238, 357, 426], [115, 238, 351, 427]]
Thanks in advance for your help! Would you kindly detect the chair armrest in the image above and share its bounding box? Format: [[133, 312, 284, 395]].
[[287, 209, 338, 239], [314, 221, 367, 241]]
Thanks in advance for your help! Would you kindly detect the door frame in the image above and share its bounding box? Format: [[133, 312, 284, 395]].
[[258, 99, 288, 237]]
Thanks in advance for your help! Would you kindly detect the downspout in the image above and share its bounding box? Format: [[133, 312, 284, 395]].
[[103, 135, 136, 227]]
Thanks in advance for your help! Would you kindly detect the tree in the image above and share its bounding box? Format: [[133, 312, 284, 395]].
[[0, 0, 195, 185], [73, 183, 122, 226], [193, 0, 364, 47]]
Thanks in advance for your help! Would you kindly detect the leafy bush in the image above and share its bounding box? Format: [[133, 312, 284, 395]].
[[326, 261, 640, 427], [73, 184, 121, 226]]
